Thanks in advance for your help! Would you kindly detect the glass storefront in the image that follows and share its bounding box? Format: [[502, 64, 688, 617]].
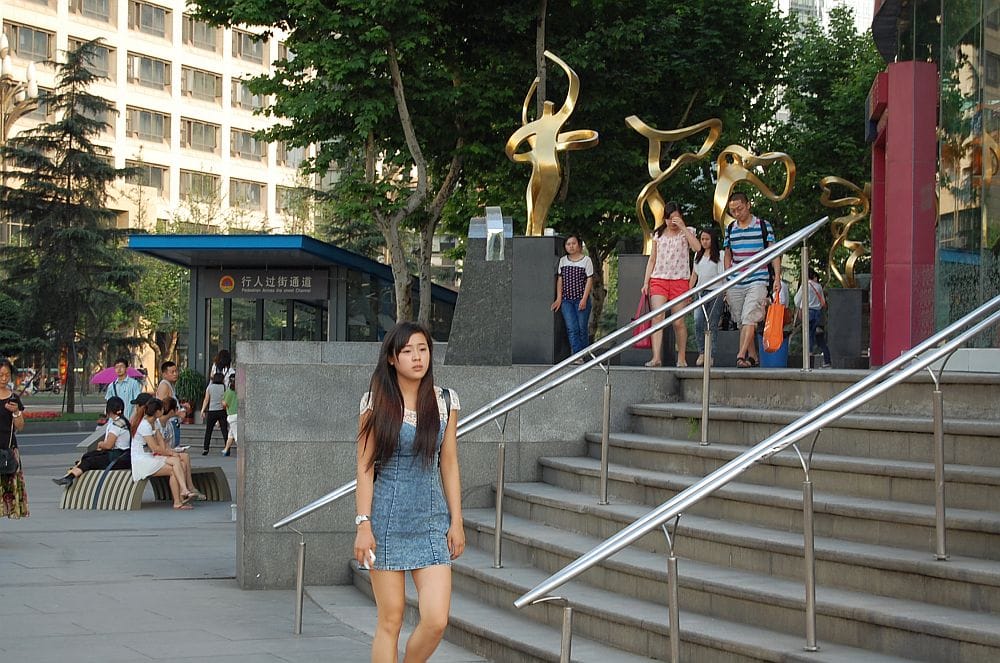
[[937, 0, 1000, 345]]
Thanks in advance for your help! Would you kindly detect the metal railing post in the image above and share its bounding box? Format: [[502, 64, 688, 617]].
[[599, 362, 611, 504], [801, 244, 811, 371], [926, 360, 955, 561], [701, 301, 712, 446], [792, 439, 820, 652], [661, 517, 682, 663], [290, 527, 306, 635], [493, 412, 509, 568], [531, 596, 573, 663]]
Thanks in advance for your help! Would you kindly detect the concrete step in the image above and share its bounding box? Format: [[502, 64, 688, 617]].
[[584, 431, 1000, 511], [538, 456, 1000, 560], [462, 510, 1000, 661], [497, 482, 1000, 613], [350, 560, 655, 663], [447, 542, 942, 662], [628, 402, 1000, 467], [670, 369, 1000, 419]]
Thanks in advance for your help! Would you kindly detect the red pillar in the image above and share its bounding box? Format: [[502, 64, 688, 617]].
[[868, 61, 938, 365]]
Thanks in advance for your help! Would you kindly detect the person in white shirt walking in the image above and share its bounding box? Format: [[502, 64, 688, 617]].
[[795, 268, 832, 368]]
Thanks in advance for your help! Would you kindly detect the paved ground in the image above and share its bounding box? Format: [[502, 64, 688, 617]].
[[0, 429, 488, 662]]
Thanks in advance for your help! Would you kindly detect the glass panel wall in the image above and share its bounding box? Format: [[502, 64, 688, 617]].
[[938, 1, 1000, 345]]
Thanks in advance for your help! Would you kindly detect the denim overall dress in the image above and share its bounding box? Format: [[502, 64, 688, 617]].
[[369, 388, 456, 570]]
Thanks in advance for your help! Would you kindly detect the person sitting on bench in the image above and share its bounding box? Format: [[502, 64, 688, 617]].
[[131, 398, 202, 509], [53, 397, 132, 488], [155, 397, 205, 501]]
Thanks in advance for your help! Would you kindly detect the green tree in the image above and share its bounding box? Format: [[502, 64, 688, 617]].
[[193, 0, 533, 325], [0, 39, 140, 412], [772, 6, 883, 279]]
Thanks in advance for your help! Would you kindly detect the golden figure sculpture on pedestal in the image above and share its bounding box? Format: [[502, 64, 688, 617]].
[[712, 145, 796, 227], [820, 176, 870, 288], [505, 51, 599, 237], [626, 116, 722, 254]]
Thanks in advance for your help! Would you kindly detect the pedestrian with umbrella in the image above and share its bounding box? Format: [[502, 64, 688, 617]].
[[94, 358, 145, 418]]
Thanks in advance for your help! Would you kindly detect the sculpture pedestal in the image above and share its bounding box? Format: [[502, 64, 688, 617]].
[[445, 235, 512, 366], [512, 236, 566, 364], [827, 288, 869, 369]]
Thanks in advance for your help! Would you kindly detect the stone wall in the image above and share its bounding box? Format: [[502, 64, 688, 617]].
[[235, 340, 678, 588]]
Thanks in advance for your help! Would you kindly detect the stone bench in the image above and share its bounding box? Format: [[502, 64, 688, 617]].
[[60, 466, 231, 511]]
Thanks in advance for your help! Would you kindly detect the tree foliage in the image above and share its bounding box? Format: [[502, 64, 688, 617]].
[[772, 6, 884, 279], [0, 39, 141, 411]]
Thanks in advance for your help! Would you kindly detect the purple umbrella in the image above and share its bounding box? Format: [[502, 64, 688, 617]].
[[90, 366, 146, 385]]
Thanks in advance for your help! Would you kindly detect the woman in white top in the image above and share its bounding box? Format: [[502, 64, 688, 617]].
[[641, 202, 701, 367], [131, 397, 198, 509], [689, 227, 726, 366]]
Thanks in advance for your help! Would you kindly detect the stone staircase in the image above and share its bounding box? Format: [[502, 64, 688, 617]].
[[354, 369, 1000, 661]]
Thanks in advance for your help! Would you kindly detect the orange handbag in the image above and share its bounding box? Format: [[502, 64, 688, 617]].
[[762, 300, 786, 353]]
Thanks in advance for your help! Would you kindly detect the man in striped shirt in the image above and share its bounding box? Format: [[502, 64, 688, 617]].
[[723, 192, 782, 367]]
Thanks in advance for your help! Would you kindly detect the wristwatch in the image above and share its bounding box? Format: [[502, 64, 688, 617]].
[[355, 514, 370, 527]]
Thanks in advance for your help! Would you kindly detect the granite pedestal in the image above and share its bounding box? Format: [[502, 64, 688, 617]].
[[447, 230, 513, 365], [827, 288, 869, 369], [512, 236, 566, 364]]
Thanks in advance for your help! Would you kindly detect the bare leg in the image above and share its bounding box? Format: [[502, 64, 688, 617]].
[[178, 452, 195, 491], [648, 294, 668, 365], [672, 300, 689, 366], [739, 323, 758, 363], [163, 457, 191, 495], [151, 465, 184, 506], [370, 570, 405, 663], [403, 565, 452, 663]]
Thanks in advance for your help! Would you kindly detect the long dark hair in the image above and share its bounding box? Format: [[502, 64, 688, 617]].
[[213, 349, 232, 371], [359, 321, 440, 471], [653, 201, 682, 237], [695, 227, 721, 264]]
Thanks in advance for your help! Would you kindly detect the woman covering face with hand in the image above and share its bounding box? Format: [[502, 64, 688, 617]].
[[354, 321, 463, 663]]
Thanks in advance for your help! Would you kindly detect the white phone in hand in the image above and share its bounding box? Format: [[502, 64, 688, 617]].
[[362, 549, 375, 570]]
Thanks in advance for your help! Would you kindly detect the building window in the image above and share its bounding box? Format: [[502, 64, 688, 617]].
[[71, 0, 112, 22], [127, 53, 170, 90], [232, 29, 265, 64], [181, 67, 222, 102], [179, 170, 220, 201], [988, 52, 1000, 87], [127, 160, 168, 197], [989, 8, 1000, 31], [229, 178, 263, 210], [126, 106, 169, 143], [69, 38, 115, 80], [182, 14, 219, 51], [25, 87, 52, 121], [231, 128, 265, 161], [81, 104, 113, 133], [231, 78, 264, 110], [2, 23, 55, 62], [276, 142, 306, 169], [276, 186, 292, 213], [277, 41, 294, 62], [181, 118, 219, 153], [128, 1, 170, 38]]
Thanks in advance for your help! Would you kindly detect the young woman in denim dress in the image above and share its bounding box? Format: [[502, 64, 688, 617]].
[[354, 321, 464, 663]]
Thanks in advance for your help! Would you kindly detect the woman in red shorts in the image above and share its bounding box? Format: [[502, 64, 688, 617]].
[[641, 202, 702, 367]]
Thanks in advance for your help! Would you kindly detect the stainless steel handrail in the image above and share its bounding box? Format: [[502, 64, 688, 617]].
[[513, 293, 1000, 610], [271, 215, 833, 532], [459, 217, 830, 436]]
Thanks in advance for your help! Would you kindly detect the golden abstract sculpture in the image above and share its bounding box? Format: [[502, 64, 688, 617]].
[[626, 116, 722, 254], [712, 145, 796, 227], [505, 51, 599, 236], [820, 176, 870, 288]]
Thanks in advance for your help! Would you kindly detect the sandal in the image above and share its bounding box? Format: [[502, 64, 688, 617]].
[[747, 356, 759, 367], [644, 360, 662, 367], [173, 503, 194, 510], [736, 356, 750, 368]]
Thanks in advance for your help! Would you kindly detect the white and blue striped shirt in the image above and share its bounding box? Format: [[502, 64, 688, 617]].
[[724, 216, 775, 285]]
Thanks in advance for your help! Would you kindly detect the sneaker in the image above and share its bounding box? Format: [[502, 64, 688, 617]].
[[201, 450, 209, 456], [695, 354, 705, 367], [222, 449, 230, 457], [821, 362, 832, 368]]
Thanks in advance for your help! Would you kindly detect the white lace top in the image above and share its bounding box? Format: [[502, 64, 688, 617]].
[[360, 386, 461, 425]]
